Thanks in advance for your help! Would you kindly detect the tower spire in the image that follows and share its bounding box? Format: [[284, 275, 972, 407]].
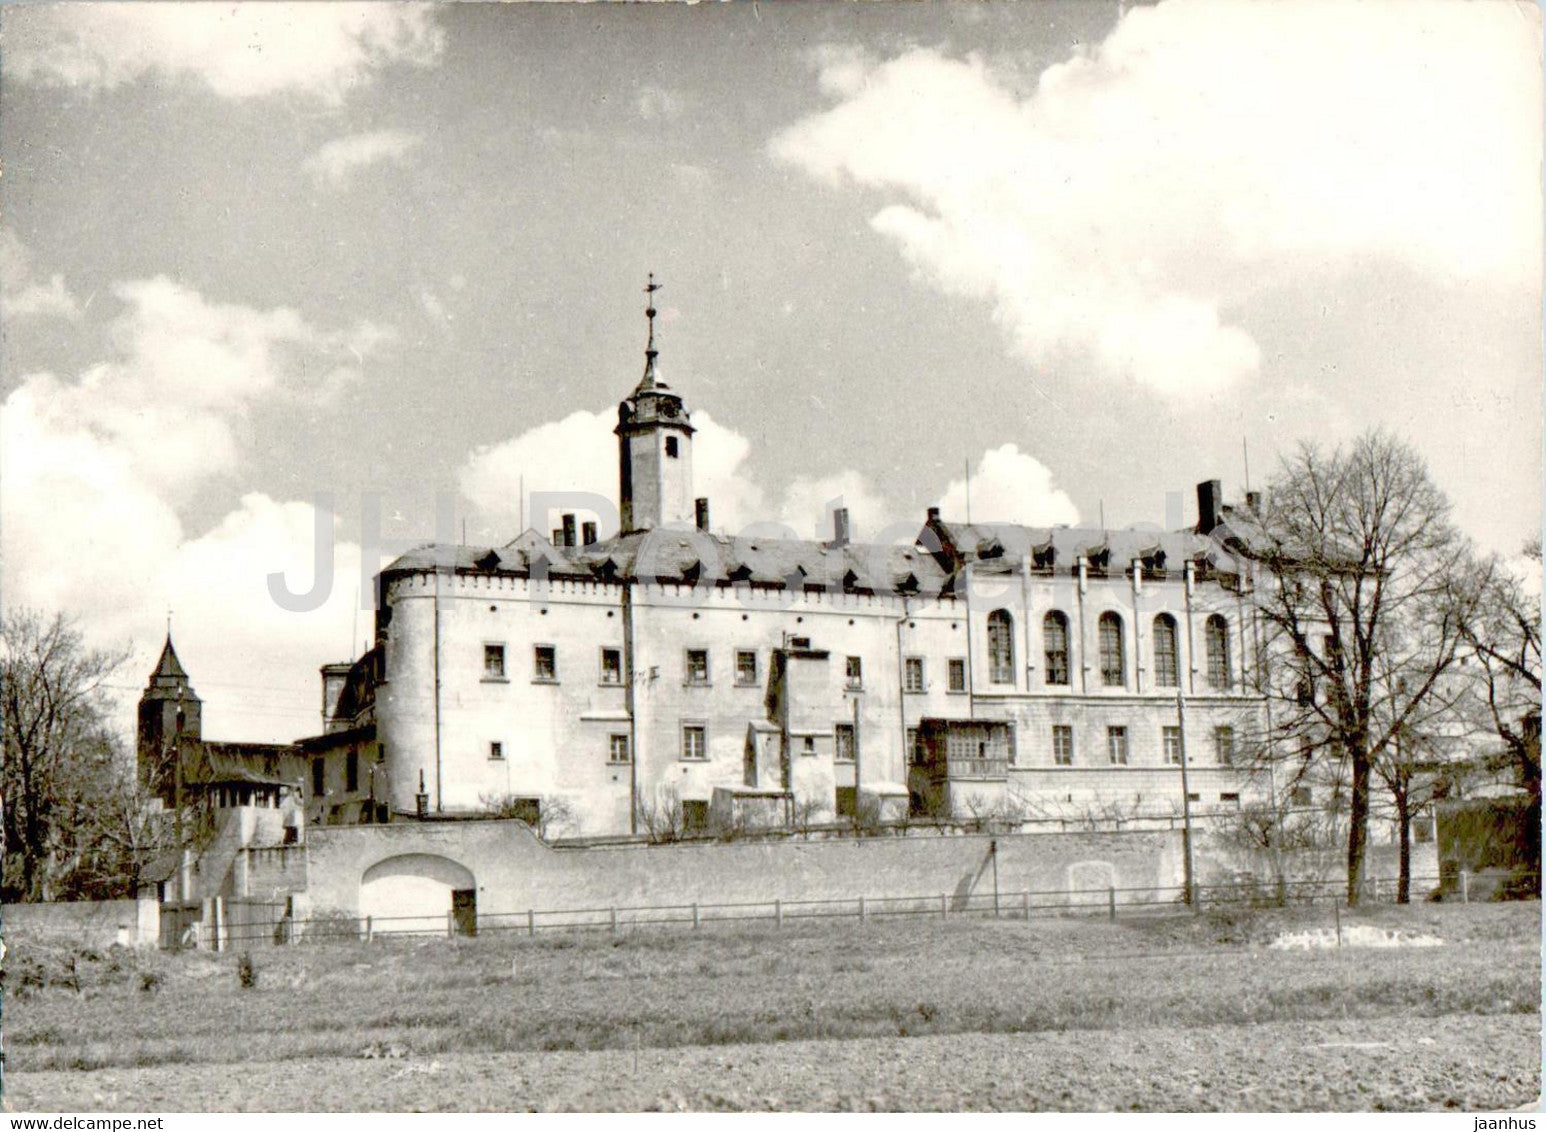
[[640, 272, 662, 390]]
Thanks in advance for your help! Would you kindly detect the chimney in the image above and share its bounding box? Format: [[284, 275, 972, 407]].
[[581, 521, 598, 546], [927, 506, 941, 524], [695, 497, 710, 532], [832, 507, 851, 546], [561, 513, 577, 548], [1196, 480, 1223, 533]]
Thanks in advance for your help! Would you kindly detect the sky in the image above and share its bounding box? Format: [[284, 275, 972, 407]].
[[2, 0, 1540, 743]]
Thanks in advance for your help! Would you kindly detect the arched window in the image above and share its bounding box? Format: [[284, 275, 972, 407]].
[[1043, 612, 1070, 686], [1206, 614, 1232, 690], [1099, 612, 1125, 687], [987, 609, 1015, 684], [1153, 614, 1179, 688]]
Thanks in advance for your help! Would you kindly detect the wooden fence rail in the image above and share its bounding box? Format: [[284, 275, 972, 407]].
[[191, 871, 1516, 950]]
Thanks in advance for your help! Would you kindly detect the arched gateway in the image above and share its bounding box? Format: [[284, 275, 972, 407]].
[[360, 853, 477, 936]]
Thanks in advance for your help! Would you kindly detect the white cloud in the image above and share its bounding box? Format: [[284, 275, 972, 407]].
[[777, 470, 898, 542], [0, 281, 391, 742], [772, 3, 1542, 396], [0, 229, 80, 321], [304, 129, 422, 189], [459, 411, 1076, 544], [458, 406, 767, 541], [6, 2, 444, 103], [936, 444, 1080, 528], [20, 276, 388, 496]]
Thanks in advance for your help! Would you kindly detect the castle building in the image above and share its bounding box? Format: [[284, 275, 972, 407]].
[[308, 289, 1272, 838]]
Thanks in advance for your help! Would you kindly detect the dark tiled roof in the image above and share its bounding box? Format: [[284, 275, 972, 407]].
[[932, 520, 1220, 569], [382, 527, 954, 594], [143, 634, 200, 701], [190, 742, 307, 787], [152, 635, 187, 678], [380, 515, 1255, 592]]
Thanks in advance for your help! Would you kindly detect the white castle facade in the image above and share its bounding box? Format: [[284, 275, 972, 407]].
[[306, 307, 1276, 839]]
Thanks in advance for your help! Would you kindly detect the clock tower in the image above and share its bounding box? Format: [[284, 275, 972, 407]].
[[616, 274, 695, 534]]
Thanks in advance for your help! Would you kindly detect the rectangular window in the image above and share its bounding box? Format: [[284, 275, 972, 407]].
[[1220, 792, 1240, 804], [845, 655, 863, 690], [685, 648, 710, 685], [600, 647, 622, 685], [346, 749, 359, 793], [489, 741, 504, 761], [1214, 725, 1235, 766], [835, 722, 856, 762], [1107, 726, 1129, 766], [608, 734, 630, 764], [681, 724, 707, 761], [534, 645, 557, 682], [665, 436, 680, 459], [1052, 725, 1074, 766], [948, 658, 967, 693], [1291, 786, 1312, 807], [311, 756, 325, 796], [483, 643, 506, 679], [1163, 725, 1183, 766], [835, 786, 857, 818], [735, 649, 758, 686], [904, 657, 925, 693], [682, 798, 708, 832], [907, 727, 922, 765]]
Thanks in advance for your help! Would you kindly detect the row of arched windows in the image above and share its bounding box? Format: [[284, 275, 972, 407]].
[[982, 608, 1232, 690]]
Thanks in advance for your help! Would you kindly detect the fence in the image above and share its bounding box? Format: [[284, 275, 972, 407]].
[[198, 870, 1520, 949]]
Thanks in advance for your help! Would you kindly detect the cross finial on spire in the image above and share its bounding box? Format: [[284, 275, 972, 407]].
[[640, 272, 663, 389]]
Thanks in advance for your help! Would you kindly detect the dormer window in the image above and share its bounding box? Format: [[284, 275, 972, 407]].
[[1032, 544, 1056, 572]]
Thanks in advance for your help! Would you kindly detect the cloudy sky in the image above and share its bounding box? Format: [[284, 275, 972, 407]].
[[2, 0, 1540, 742]]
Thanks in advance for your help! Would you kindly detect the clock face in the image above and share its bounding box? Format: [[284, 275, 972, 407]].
[[661, 401, 678, 418]]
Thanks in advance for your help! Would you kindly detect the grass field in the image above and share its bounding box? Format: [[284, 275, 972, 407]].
[[4, 902, 1540, 1111]]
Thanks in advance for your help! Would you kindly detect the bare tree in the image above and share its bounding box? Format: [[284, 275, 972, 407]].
[[635, 785, 687, 844], [478, 791, 578, 840], [1, 609, 137, 902], [1460, 543, 1542, 799], [1252, 431, 1478, 905]]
